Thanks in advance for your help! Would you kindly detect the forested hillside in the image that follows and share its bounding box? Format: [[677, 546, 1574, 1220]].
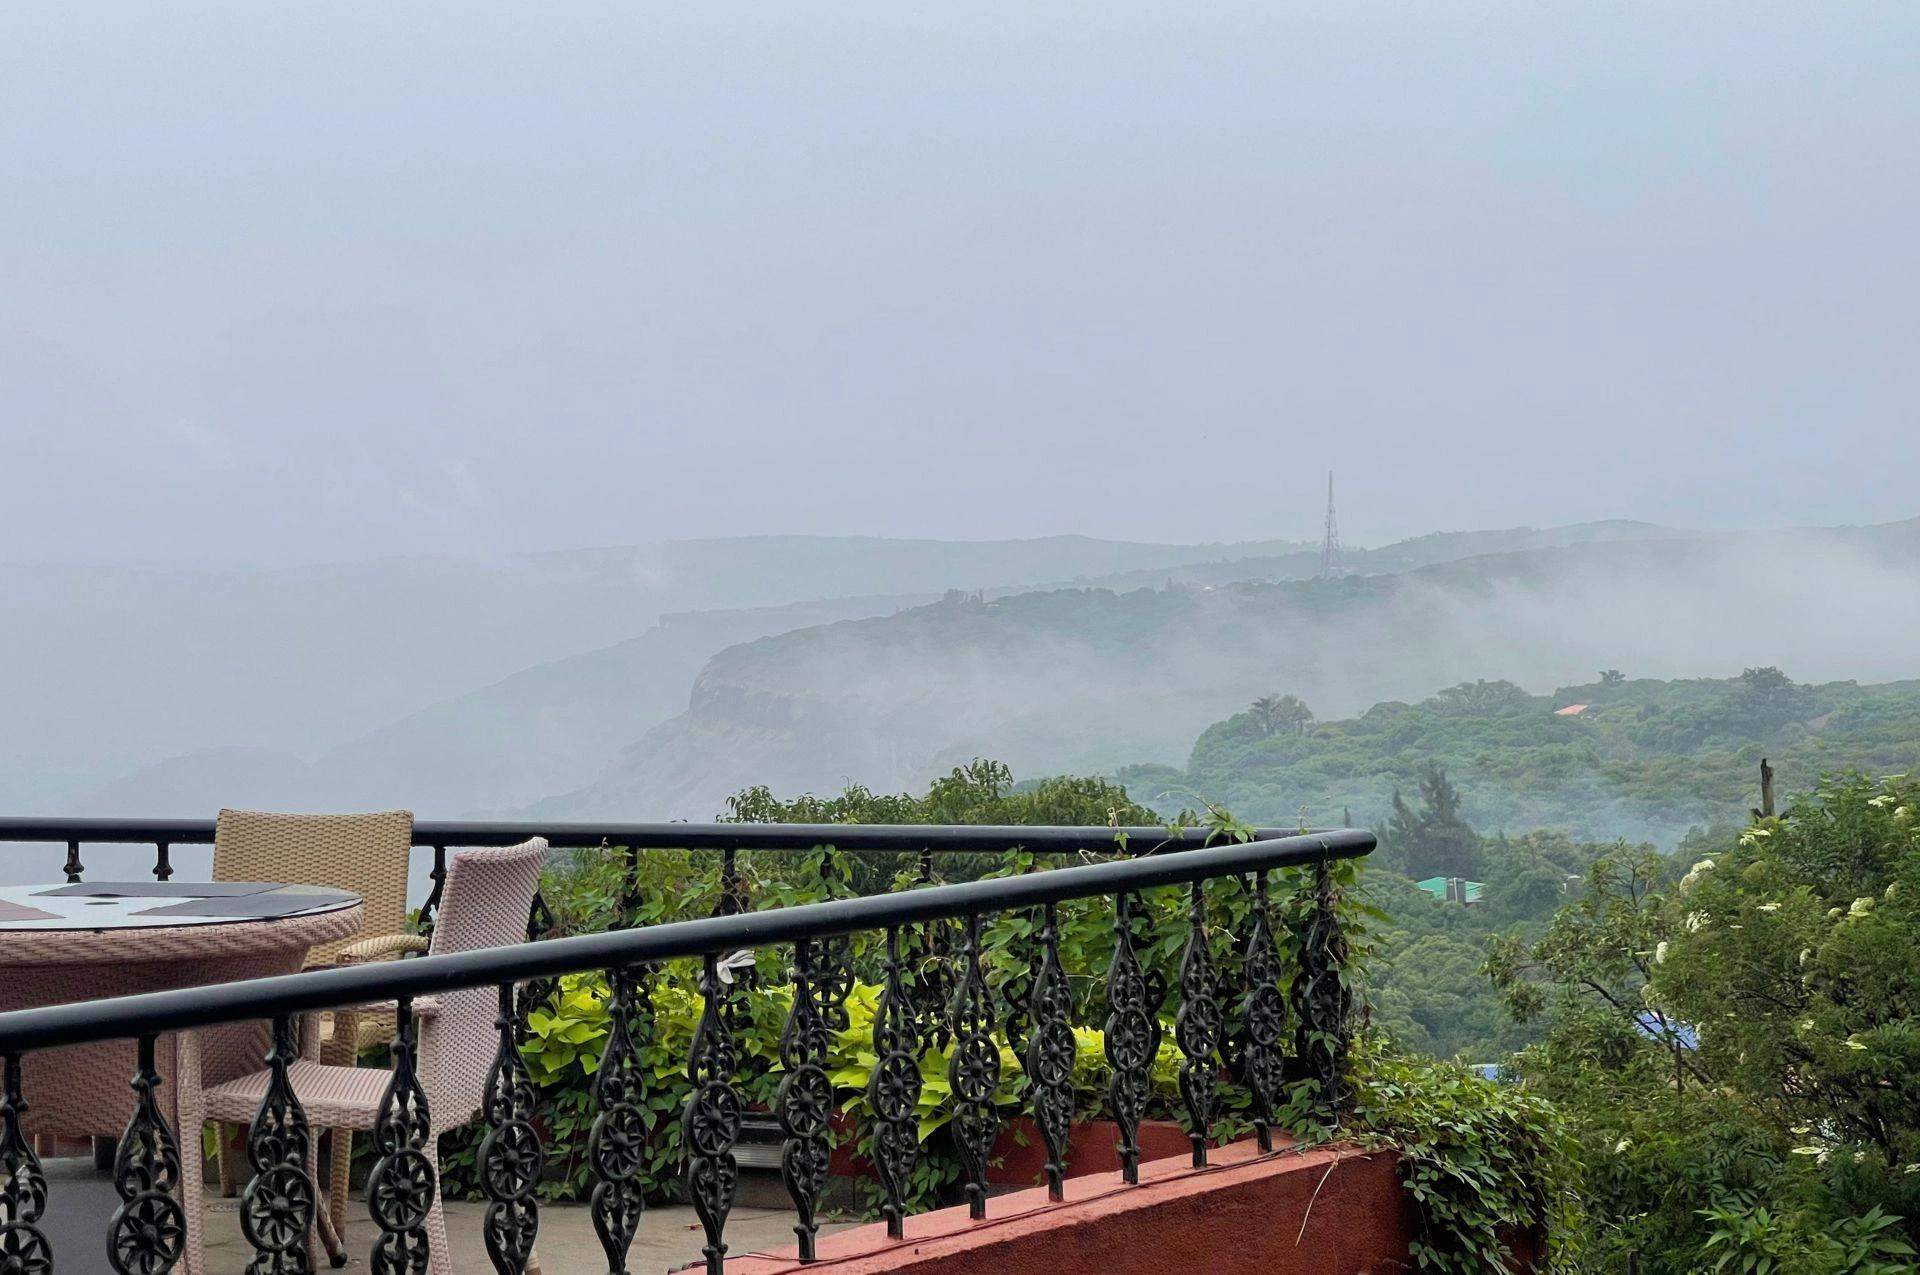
[[546, 519, 1920, 820], [1124, 669, 1920, 846]]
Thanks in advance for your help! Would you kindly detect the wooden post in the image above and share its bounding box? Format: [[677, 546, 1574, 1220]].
[[1752, 758, 1776, 820]]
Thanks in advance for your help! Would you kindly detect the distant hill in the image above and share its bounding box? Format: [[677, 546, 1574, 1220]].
[[76, 594, 924, 815], [1125, 671, 1920, 846], [541, 519, 1920, 821], [9, 532, 1311, 811]]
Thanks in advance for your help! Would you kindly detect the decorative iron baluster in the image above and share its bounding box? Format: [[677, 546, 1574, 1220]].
[[418, 845, 448, 936], [109, 1035, 186, 1275], [999, 910, 1037, 1064], [1026, 903, 1076, 1201], [717, 848, 745, 917], [776, 938, 834, 1260], [684, 955, 741, 1275], [1174, 880, 1221, 1168], [0, 1053, 52, 1275], [152, 841, 172, 882], [366, 997, 434, 1275], [62, 840, 83, 883], [480, 984, 542, 1274], [867, 926, 921, 1240], [947, 914, 1001, 1219], [1241, 872, 1288, 1152], [588, 966, 650, 1273], [1292, 860, 1353, 1123], [239, 1015, 315, 1275], [1103, 891, 1164, 1185], [517, 894, 558, 1047], [904, 919, 954, 1054]]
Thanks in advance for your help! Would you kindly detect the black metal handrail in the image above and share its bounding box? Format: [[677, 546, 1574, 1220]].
[[0, 817, 1317, 930], [0, 828, 1372, 1275]]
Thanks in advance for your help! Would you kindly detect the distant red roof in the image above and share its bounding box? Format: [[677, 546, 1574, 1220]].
[[1554, 702, 1591, 717]]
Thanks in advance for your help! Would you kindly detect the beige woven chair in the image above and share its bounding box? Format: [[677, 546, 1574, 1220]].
[[210, 809, 422, 1213], [189, 839, 548, 1274]]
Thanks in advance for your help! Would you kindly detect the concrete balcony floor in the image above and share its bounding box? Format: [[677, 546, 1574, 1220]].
[[43, 1155, 853, 1273]]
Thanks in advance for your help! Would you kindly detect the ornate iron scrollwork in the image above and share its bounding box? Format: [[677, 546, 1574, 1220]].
[[1292, 860, 1353, 1123], [517, 894, 559, 1048], [109, 1034, 186, 1275], [684, 955, 741, 1275], [1241, 872, 1289, 1152], [239, 1015, 316, 1275], [1026, 904, 1076, 1200], [0, 1053, 52, 1275], [480, 984, 542, 1274], [947, 914, 1001, 1218], [777, 938, 835, 1259], [867, 926, 922, 1240], [418, 845, 448, 937], [1174, 881, 1221, 1168], [588, 965, 651, 1273], [1103, 890, 1165, 1185], [367, 997, 435, 1275], [905, 918, 955, 1054]]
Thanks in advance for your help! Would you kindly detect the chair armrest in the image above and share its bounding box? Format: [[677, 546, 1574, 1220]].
[[336, 994, 444, 1019], [322, 932, 430, 967]]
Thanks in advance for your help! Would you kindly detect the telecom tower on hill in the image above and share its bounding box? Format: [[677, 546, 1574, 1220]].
[[1317, 471, 1347, 579]]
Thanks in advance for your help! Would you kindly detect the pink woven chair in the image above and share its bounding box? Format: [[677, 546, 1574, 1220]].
[[183, 838, 548, 1274]]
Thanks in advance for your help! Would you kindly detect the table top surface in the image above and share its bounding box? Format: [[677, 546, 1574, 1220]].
[[0, 881, 362, 931]]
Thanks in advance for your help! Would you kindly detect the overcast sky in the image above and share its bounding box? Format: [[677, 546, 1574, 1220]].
[[3, 3, 1916, 566]]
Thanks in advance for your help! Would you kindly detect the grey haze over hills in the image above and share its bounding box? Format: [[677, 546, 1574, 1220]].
[[542, 517, 1920, 822], [25, 533, 1307, 814], [38, 520, 1686, 820]]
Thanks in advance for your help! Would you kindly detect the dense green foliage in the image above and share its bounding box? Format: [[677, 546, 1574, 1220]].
[[1125, 670, 1920, 847], [1488, 773, 1920, 1271]]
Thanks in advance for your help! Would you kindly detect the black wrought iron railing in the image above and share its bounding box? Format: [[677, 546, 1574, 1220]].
[[0, 826, 1371, 1275], [0, 817, 1317, 932]]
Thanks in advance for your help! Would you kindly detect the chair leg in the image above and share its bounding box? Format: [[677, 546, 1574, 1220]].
[[173, 1033, 208, 1275], [215, 1120, 243, 1196], [424, 1137, 454, 1275], [327, 1126, 354, 1264]]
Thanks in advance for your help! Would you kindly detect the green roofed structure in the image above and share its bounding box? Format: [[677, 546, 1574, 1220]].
[[1415, 875, 1484, 905]]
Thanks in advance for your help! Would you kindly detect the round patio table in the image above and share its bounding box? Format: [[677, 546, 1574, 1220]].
[[0, 881, 362, 1131], [0, 880, 361, 1157]]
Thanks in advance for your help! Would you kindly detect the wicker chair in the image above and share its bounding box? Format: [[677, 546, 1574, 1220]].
[[188, 839, 547, 1274], [210, 809, 422, 1224]]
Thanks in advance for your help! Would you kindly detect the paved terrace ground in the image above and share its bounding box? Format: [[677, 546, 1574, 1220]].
[[45, 1155, 855, 1273]]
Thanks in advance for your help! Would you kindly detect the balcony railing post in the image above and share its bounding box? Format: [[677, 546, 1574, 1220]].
[[152, 841, 172, 882], [777, 938, 833, 1260], [684, 954, 741, 1275], [1241, 871, 1287, 1152], [1103, 890, 1163, 1186], [108, 1034, 186, 1274], [587, 964, 649, 1273], [419, 845, 448, 935], [867, 926, 921, 1240], [947, 913, 1000, 1219], [480, 982, 542, 1274], [238, 1014, 316, 1271], [0, 1052, 51, 1271], [1026, 902, 1075, 1201], [366, 997, 435, 1272], [1175, 880, 1221, 1169], [62, 840, 83, 884], [1292, 858, 1355, 1124]]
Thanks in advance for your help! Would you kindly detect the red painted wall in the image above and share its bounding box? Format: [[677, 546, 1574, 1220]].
[[727, 1138, 1427, 1275]]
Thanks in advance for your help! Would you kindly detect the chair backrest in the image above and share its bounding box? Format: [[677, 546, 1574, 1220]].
[[421, 838, 547, 1118], [213, 809, 413, 966]]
